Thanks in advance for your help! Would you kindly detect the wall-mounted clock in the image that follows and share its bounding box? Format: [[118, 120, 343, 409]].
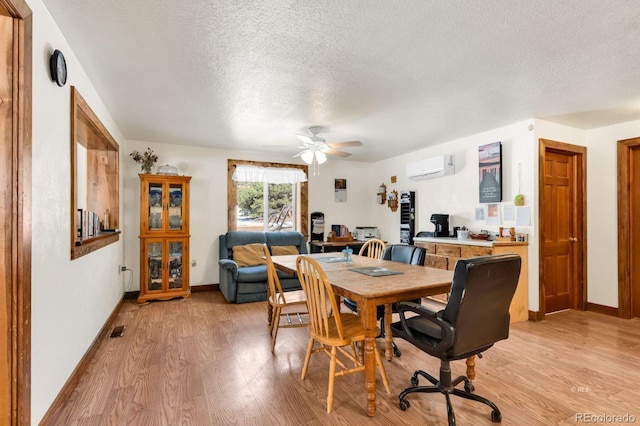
[[49, 49, 67, 87]]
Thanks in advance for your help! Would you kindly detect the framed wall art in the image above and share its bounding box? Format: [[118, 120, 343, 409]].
[[335, 178, 347, 202], [478, 141, 502, 203]]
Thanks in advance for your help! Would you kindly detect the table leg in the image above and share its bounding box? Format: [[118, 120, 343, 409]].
[[361, 301, 378, 417], [384, 304, 393, 361], [466, 355, 476, 381], [355, 303, 364, 363]]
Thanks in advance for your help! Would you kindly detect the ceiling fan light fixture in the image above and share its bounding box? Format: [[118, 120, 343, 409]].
[[293, 127, 362, 167], [300, 150, 315, 164], [315, 151, 327, 164]]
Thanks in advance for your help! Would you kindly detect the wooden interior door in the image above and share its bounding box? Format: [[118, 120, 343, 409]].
[[631, 146, 640, 317], [542, 151, 574, 312], [0, 1, 31, 424], [540, 140, 585, 315], [619, 138, 640, 319], [0, 9, 12, 423]]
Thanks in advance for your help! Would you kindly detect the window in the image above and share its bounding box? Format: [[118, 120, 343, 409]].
[[227, 160, 309, 237]]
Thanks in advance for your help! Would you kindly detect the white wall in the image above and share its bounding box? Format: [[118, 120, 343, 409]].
[[585, 119, 640, 307], [372, 120, 539, 307], [369, 118, 639, 312], [122, 140, 372, 290], [306, 160, 376, 239], [31, 0, 125, 423]]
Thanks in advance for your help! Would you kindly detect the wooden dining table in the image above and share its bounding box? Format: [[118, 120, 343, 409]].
[[271, 252, 456, 417]]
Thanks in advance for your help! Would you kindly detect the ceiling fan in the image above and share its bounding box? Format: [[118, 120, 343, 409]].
[[294, 126, 363, 165]]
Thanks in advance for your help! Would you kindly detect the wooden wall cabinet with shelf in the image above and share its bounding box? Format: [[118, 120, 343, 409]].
[[138, 174, 191, 303], [70, 86, 120, 259]]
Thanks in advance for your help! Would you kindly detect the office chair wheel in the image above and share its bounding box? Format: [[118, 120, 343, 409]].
[[491, 410, 502, 422], [410, 376, 419, 386], [464, 382, 474, 393], [399, 399, 410, 411]]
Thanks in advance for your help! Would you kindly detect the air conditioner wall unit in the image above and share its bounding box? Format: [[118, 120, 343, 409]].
[[406, 155, 455, 180]]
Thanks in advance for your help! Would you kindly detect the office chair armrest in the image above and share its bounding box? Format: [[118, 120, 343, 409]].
[[396, 301, 437, 317], [395, 301, 455, 352]]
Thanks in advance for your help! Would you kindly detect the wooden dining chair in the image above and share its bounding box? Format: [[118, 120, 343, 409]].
[[349, 238, 388, 355], [296, 255, 390, 413], [358, 238, 386, 259], [264, 244, 308, 353]]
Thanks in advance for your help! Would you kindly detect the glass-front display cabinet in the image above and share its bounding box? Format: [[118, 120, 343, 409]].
[[138, 174, 191, 303], [141, 238, 189, 298], [140, 175, 190, 236]]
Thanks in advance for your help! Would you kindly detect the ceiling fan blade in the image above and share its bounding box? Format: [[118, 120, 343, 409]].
[[263, 144, 308, 149], [296, 134, 313, 145], [328, 141, 362, 149], [324, 147, 351, 158]]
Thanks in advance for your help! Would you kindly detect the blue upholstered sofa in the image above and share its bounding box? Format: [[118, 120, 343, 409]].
[[218, 231, 308, 303]]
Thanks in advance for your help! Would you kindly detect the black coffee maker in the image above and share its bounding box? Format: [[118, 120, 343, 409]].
[[430, 214, 450, 237]]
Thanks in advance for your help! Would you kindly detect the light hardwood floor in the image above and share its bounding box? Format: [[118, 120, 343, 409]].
[[52, 291, 640, 425]]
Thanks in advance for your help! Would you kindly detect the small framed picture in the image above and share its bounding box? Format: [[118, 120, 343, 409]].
[[335, 178, 347, 202], [486, 202, 501, 225]]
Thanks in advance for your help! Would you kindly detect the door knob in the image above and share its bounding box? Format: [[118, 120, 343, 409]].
[[569, 237, 578, 242]]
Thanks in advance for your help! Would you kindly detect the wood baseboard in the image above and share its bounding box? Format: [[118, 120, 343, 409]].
[[528, 310, 545, 321], [528, 304, 620, 321], [123, 290, 138, 300], [191, 284, 218, 292], [124, 284, 218, 301], [586, 302, 619, 317], [39, 297, 124, 425]]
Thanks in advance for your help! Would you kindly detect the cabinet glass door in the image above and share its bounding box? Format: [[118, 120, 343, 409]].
[[168, 183, 184, 231], [147, 241, 163, 291], [168, 241, 183, 289], [148, 182, 163, 232]]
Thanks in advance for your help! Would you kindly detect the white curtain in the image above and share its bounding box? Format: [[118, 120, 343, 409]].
[[232, 165, 307, 183]]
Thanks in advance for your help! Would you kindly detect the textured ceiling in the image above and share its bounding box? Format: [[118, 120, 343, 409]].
[[42, 0, 640, 162]]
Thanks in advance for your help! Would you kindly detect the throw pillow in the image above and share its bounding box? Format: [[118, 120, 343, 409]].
[[233, 243, 266, 267], [271, 245, 299, 256]]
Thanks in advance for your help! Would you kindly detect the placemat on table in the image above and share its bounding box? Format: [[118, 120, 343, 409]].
[[348, 266, 403, 277]]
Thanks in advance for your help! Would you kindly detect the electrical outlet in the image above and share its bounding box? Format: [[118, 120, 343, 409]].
[[120, 265, 127, 273], [191, 260, 197, 267]]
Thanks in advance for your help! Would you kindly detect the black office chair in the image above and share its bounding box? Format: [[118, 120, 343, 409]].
[[344, 244, 426, 357], [381, 244, 426, 265], [390, 254, 521, 425]]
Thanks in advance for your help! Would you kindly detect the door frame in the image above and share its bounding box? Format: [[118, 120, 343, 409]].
[[538, 139, 587, 318], [617, 137, 640, 319], [0, 0, 31, 424]]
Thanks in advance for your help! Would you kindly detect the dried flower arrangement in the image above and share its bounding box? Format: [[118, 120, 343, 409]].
[[129, 147, 158, 173]]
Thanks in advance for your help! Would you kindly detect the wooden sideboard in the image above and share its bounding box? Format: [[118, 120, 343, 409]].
[[413, 237, 529, 323], [309, 240, 368, 253]]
